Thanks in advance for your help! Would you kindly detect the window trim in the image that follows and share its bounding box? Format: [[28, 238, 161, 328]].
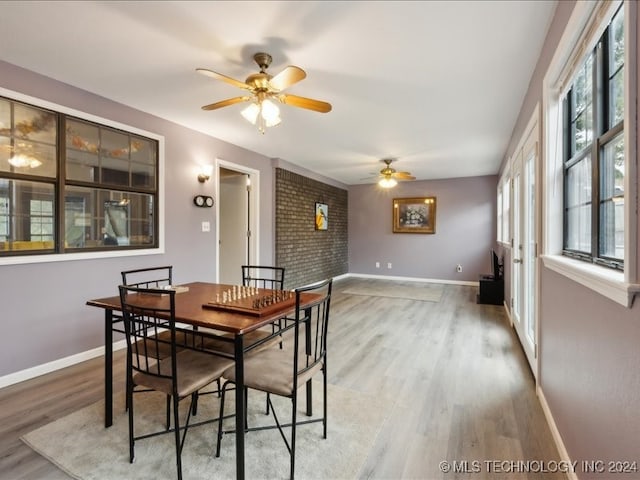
[[542, 0, 638, 307], [497, 181, 503, 243], [0, 86, 165, 266], [498, 168, 511, 246], [561, 7, 624, 269]]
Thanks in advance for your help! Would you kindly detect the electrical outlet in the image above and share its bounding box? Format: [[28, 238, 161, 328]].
[[456, 264, 462, 272], [387, 262, 392, 269], [201, 221, 210, 232], [375, 262, 380, 268]]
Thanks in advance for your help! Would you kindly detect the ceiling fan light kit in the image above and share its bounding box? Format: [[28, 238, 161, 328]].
[[241, 96, 282, 133], [197, 52, 331, 134], [378, 176, 398, 188], [375, 159, 415, 188]]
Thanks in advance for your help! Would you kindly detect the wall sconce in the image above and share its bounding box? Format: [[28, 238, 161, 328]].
[[197, 164, 213, 183]]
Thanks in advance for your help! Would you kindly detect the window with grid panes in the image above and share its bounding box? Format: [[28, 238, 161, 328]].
[[0, 96, 159, 256], [562, 4, 624, 270]]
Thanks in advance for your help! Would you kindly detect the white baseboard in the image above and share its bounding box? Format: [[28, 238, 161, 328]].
[[537, 386, 578, 480], [332, 273, 351, 282], [503, 301, 514, 327], [0, 339, 127, 389], [346, 272, 478, 286]]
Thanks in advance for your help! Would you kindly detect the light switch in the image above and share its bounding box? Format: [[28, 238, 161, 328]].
[[201, 221, 210, 232]]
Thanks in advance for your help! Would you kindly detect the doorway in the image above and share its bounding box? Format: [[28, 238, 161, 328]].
[[216, 160, 259, 285], [511, 109, 539, 378]]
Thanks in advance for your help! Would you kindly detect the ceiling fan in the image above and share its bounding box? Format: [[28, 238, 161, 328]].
[[196, 52, 332, 133], [373, 159, 416, 188]]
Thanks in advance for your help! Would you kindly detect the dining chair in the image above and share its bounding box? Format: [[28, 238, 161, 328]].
[[120, 266, 179, 356], [120, 266, 180, 412], [119, 285, 234, 480], [215, 278, 333, 480], [240, 264, 288, 414], [202, 265, 287, 356], [241, 265, 285, 290], [202, 265, 288, 422], [242, 264, 287, 347], [120, 265, 173, 288]]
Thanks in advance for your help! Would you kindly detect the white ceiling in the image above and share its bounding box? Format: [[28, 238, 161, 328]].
[[0, 0, 557, 185]]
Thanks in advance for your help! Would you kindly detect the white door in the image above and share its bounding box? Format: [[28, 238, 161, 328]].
[[511, 118, 538, 378]]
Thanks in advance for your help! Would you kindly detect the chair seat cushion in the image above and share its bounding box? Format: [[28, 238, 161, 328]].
[[134, 349, 234, 398], [223, 348, 322, 397]]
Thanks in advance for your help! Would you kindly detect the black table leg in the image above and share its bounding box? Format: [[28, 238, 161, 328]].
[[306, 379, 313, 416], [234, 334, 245, 480], [104, 309, 113, 428], [304, 310, 312, 416]]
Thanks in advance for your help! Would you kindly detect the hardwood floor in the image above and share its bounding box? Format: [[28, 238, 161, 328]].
[[0, 277, 563, 479]]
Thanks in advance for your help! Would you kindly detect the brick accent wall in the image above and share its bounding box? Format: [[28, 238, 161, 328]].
[[275, 168, 348, 289]]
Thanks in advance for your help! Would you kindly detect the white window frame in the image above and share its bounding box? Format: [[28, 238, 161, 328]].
[[498, 170, 511, 246], [542, 0, 639, 307], [497, 181, 503, 243], [0, 86, 165, 266]]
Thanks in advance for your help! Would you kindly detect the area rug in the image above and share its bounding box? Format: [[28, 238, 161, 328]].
[[342, 282, 443, 303], [21, 382, 392, 480]]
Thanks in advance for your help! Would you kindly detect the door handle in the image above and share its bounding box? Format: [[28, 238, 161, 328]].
[[513, 258, 522, 264]]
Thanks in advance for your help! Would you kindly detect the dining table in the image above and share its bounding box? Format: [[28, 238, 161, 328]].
[[87, 281, 315, 480]]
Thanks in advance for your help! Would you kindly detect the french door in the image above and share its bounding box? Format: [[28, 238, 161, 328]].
[[511, 115, 538, 378]]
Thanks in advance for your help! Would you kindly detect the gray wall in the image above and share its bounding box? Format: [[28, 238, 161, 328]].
[[540, 268, 640, 471], [349, 175, 498, 282], [500, 0, 640, 473], [275, 168, 348, 289], [0, 61, 276, 377]]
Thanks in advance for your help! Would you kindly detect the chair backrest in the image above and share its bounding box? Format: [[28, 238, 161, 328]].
[[121, 266, 173, 288], [118, 285, 178, 386], [241, 265, 285, 290], [291, 278, 332, 382]]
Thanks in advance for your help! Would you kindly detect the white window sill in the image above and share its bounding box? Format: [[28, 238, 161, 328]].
[[541, 254, 640, 308], [0, 247, 163, 266]]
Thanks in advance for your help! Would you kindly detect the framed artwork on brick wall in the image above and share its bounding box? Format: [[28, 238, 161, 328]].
[[315, 202, 328, 230]]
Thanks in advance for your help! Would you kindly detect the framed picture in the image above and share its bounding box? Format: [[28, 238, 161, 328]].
[[315, 202, 328, 230], [393, 197, 436, 234]]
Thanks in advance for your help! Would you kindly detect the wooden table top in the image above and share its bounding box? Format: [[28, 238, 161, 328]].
[[87, 281, 308, 335]]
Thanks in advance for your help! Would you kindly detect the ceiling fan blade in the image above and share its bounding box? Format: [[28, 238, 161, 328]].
[[201, 96, 250, 111], [196, 68, 251, 90], [269, 66, 306, 91], [395, 172, 416, 180], [279, 94, 332, 113]]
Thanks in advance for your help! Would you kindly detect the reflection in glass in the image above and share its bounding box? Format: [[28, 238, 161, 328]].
[[64, 186, 154, 249], [1, 97, 159, 255], [600, 134, 624, 260], [570, 55, 593, 155], [0, 100, 58, 177], [104, 200, 129, 246], [130, 136, 156, 164], [610, 6, 624, 72], [565, 157, 592, 253], [610, 70, 624, 126], [0, 179, 55, 252], [65, 119, 156, 189]]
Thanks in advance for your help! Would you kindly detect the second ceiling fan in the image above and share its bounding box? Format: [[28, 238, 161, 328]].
[[375, 159, 416, 188], [197, 52, 332, 133]]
